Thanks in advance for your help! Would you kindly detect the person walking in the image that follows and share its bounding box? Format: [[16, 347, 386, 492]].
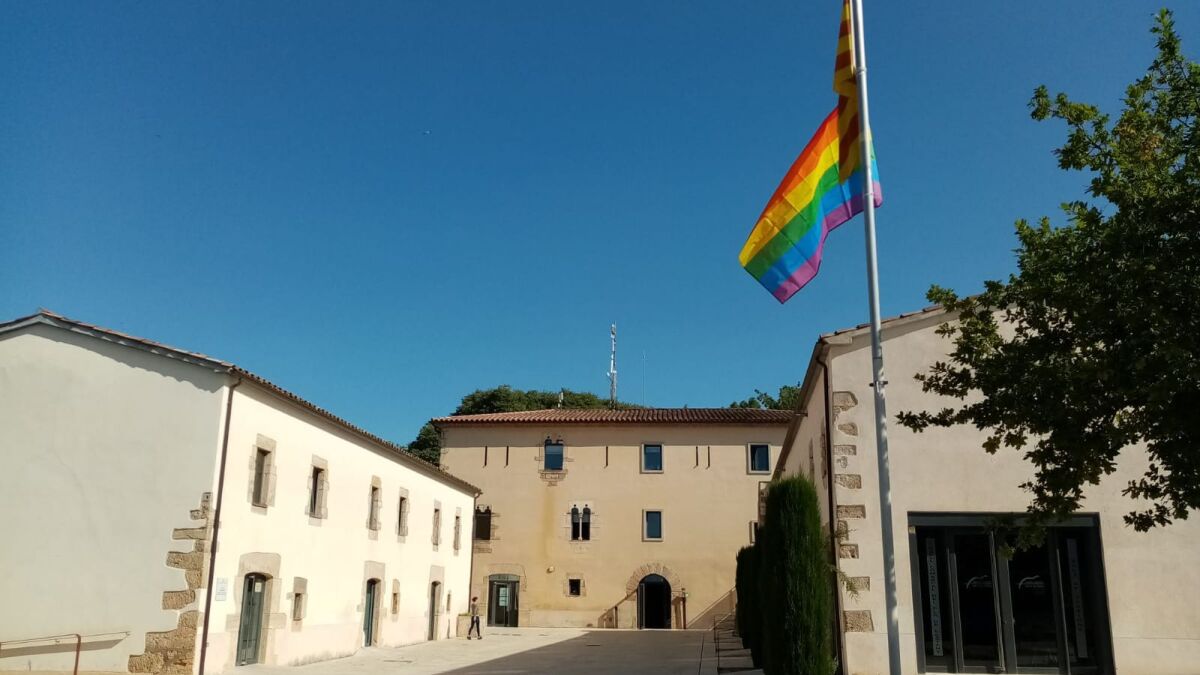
[[467, 596, 482, 639]]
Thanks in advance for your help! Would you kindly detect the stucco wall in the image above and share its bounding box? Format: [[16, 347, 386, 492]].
[[814, 315, 1200, 675], [0, 325, 225, 674], [440, 423, 786, 630], [201, 384, 474, 672]]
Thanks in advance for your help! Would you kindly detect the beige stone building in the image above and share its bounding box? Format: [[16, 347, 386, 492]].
[[0, 311, 478, 675], [776, 306, 1200, 675], [435, 408, 790, 631]]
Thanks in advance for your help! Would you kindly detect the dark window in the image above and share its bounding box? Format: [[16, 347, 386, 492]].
[[432, 508, 441, 545], [568, 579, 581, 596], [308, 467, 324, 516], [644, 510, 663, 540], [368, 486, 381, 530], [544, 441, 564, 471], [454, 515, 462, 550], [252, 449, 270, 506], [474, 506, 492, 540], [910, 515, 1112, 673], [642, 444, 663, 472], [749, 444, 770, 473], [571, 506, 581, 540], [398, 496, 409, 535], [581, 506, 592, 541]]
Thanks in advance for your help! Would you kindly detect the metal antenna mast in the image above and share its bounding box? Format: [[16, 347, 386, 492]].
[[607, 324, 618, 407]]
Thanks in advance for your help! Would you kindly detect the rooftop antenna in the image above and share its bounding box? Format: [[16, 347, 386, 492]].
[[557, 390, 564, 408], [607, 324, 618, 407]]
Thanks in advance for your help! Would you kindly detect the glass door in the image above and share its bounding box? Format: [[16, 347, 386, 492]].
[[949, 533, 1003, 673]]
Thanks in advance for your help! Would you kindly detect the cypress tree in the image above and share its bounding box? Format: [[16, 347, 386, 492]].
[[760, 476, 834, 675]]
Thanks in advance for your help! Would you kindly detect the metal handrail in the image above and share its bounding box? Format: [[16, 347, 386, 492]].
[[0, 631, 130, 675]]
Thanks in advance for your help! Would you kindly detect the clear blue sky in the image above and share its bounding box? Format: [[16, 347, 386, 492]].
[[3, 2, 1195, 443]]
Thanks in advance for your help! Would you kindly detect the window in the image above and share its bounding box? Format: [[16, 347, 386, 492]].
[[641, 444, 663, 472], [398, 495, 409, 536], [643, 510, 663, 541], [308, 466, 325, 517], [571, 506, 592, 541], [391, 591, 399, 614], [474, 506, 493, 541], [748, 444, 771, 473], [750, 521, 760, 544], [568, 579, 581, 597], [252, 448, 270, 506], [910, 515, 1112, 673], [292, 592, 304, 621], [453, 515, 462, 551], [368, 485, 382, 531], [432, 508, 441, 545], [544, 440, 564, 471]]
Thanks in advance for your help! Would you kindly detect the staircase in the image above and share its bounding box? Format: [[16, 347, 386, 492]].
[[711, 611, 759, 674]]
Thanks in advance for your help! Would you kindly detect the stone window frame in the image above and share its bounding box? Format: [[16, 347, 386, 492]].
[[432, 501, 442, 549], [248, 434, 278, 512], [642, 508, 664, 542], [396, 488, 411, 540], [566, 577, 585, 597], [390, 579, 401, 618], [640, 443, 664, 474], [747, 442, 772, 475], [306, 455, 330, 523], [290, 577, 308, 625], [453, 507, 462, 554], [568, 502, 595, 542], [535, 436, 572, 482], [367, 476, 383, 538]]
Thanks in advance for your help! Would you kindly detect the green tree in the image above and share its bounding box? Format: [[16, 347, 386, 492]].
[[730, 383, 802, 410], [406, 385, 639, 465], [759, 477, 834, 675], [898, 10, 1200, 537]]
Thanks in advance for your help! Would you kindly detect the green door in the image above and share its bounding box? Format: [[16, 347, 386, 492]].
[[364, 579, 379, 646], [236, 575, 267, 665]]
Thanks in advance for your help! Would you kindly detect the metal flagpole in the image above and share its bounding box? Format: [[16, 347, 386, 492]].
[[848, 0, 901, 673]]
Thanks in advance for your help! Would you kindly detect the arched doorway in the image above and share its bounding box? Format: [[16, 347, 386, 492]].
[[236, 574, 269, 665], [637, 574, 672, 629], [363, 578, 380, 646], [427, 581, 442, 640]]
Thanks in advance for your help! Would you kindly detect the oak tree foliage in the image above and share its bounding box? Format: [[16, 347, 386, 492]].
[[897, 10, 1200, 535]]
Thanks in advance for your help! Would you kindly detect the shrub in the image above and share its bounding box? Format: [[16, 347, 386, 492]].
[[735, 545, 755, 650], [760, 476, 834, 675]]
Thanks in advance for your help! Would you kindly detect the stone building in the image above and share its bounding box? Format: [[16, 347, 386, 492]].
[[0, 311, 478, 675], [435, 407, 791, 630], [775, 305, 1200, 675]]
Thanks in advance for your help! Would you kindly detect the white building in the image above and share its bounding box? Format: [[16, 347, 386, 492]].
[[0, 311, 478, 675], [776, 306, 1200, 675]]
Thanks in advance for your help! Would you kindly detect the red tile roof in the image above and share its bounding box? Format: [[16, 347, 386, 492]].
[[432, 407, 794, 426]]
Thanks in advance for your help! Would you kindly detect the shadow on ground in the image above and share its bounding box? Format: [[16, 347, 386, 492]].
[[438, 630, 706, 675]]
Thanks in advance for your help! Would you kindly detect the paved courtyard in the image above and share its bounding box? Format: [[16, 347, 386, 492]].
[[244, 627, 760, 675]]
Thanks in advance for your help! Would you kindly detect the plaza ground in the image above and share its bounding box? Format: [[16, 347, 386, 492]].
[[241, 626, 760, 675]]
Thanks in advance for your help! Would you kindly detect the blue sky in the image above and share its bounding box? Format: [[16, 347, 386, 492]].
[[2, 2, 1195, 443]]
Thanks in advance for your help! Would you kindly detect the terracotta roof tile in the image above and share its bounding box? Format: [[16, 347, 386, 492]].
[[432, 407, 793, 426]]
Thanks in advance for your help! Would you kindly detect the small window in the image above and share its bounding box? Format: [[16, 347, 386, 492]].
[[474, 506, 493, 541], [582, 506, 592, 541], [391, 591, 399, 614], [453, 515, 462, 551], [749, 444, 771, 473], [642, 444, 663, 472], [568, 579, 582, 596], [544, 441, 564, 471], [252, 448, 270, 506], [368, 485, 382, 531], [644, 510, 663, 541], [308, 467, 325, 517], [292, 592, 304, 621], [432, 508, 441, 545], [398, 495, 409, 536], [750, 521, 760, 544]]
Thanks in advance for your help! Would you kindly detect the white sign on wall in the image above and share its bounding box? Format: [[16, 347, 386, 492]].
[[214, 577, 228, 602]]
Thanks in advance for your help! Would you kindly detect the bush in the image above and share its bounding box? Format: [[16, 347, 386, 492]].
[[735, 545, 756, 650], [759, 476, 834, 675]]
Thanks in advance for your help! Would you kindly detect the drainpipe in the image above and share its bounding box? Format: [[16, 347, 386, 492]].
[[817, 349, 848, 675], [198, 376, 241, 675]]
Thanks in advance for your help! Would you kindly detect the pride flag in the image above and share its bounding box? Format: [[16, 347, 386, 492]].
[[739, 0, 882, 303]]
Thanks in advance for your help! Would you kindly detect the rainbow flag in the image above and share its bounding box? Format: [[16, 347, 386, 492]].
[[738, 0, 882, 303]]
